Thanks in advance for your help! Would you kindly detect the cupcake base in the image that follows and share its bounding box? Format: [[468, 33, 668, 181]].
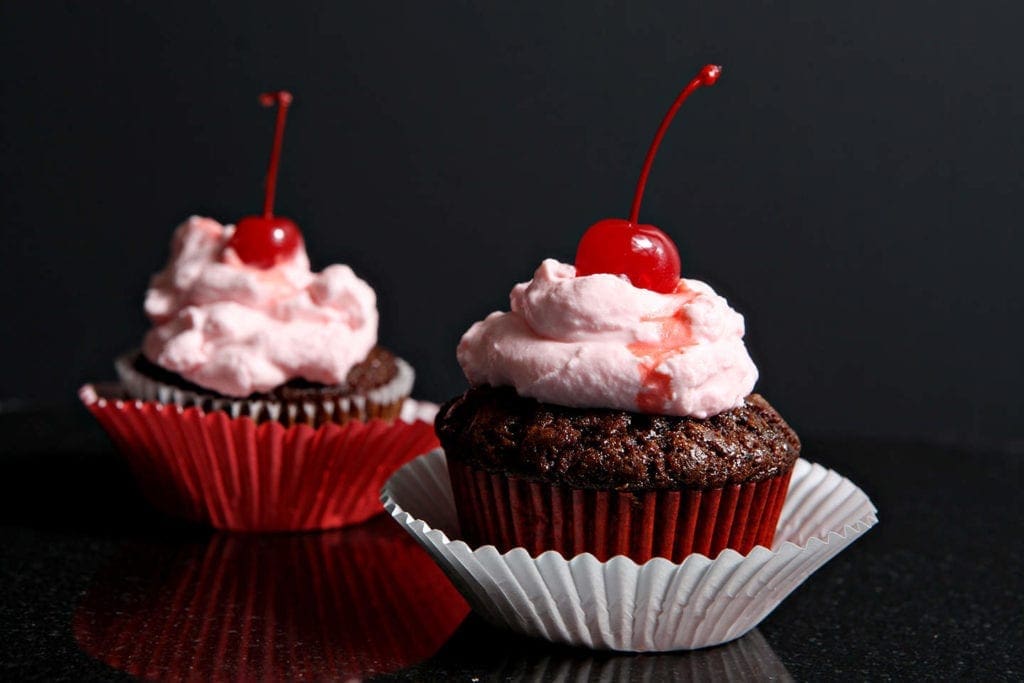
[[80, 384, 439, 532], [447, 460, 793, 563], [382, 449, 878, 652]]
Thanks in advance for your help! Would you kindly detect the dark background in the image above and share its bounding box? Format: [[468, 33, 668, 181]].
[[1, 2, 1021, 444]]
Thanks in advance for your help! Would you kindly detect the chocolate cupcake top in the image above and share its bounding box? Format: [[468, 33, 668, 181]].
[[437, 385, 800, 490]]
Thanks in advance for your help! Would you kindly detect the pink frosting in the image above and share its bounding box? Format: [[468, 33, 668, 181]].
[[142, 216, 378, 397], [457, 259, 758, 418]]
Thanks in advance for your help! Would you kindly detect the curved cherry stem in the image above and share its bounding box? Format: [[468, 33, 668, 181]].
[[628, 65, 721, 225], [258, 90, 294, 218]]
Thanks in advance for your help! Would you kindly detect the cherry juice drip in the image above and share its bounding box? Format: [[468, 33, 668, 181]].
[[629, 283, 698, 412]]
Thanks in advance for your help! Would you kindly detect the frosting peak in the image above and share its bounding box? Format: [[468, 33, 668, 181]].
[[457, 259, 757, 418], [142, 216, 378, 397]]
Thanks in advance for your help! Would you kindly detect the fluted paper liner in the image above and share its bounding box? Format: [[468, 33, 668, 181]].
[[382, 449, 877, 652], [80, 384, 439, 531], [73, 517, 469, 680], [447, 459, 792, 563]]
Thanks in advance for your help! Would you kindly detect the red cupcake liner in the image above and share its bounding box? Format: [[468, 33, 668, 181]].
[[73, 516, 470, 680], [447, 460, 793, 563], [80, 384, 439, 532]]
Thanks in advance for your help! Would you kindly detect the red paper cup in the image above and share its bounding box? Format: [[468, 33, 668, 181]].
[[73, 516, 470, 680], [80, 384, 439, 532], [447, 459, 793, 562]]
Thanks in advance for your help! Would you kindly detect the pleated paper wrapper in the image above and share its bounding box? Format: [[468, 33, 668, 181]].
[[447, 459, 793, 563], [382, 449, 878, 652], [73, 517, 470, 680], [80, 383, 439, 532]]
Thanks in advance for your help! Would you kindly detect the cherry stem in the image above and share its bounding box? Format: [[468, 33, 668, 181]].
[[628, 64, 721, 225], [258, 90, 294, 218]]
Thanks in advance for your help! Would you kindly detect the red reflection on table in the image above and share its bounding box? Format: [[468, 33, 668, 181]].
[[73, 516, 469, 680]]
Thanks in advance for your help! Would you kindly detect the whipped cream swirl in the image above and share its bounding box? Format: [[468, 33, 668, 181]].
[[142, 216, 378, 397], [457, 259, 757, 418]]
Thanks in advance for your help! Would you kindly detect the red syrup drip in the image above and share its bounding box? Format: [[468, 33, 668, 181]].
[[574, 64, 721, 294], [628, 281, 699, 412], [226, 90, 303, 269]]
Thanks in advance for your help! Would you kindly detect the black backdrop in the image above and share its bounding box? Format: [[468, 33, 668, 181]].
[[2, 2, 1021, 443]]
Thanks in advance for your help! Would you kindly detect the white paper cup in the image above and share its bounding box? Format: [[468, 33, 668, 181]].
[[381, 450, 878, 652]]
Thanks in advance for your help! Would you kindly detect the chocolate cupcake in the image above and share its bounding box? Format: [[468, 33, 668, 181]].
[[80, 92, 437, 531], [437, 261, 799, 562], [439, 385, 798, 562], [436, 66, 800, 562], [386, 66, 878, 653]]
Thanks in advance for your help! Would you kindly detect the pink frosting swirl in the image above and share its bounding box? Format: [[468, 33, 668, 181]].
[[457, 259, 758, 418], [141, 216, 378, 397]]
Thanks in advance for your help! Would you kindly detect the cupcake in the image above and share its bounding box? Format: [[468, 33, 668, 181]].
[[389, 66, 875, 654], [436, 65, 800, 563], [81, 91, 438, 531]]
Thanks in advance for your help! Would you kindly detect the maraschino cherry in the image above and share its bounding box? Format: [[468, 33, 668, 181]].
[[227, 90, 303, 269], [575, 64, 721, 293]]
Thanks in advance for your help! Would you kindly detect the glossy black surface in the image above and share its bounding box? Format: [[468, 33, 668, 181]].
[[1, 408, 1021, 680]]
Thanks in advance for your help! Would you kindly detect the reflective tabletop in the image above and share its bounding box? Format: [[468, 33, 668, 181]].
[[1, 408, 1020, 680]]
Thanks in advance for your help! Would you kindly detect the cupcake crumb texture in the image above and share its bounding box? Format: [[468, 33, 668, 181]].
[[437, 386, 800, 490]]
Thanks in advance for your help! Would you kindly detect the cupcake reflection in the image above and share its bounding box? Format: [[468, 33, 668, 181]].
[[73, 516, 469, 681], [495, 629, 793, 682], [412, 615, 792, 681]]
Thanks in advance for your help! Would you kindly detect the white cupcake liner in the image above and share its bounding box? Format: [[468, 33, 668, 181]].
[[381, 449, 877, 652], [115, 350, 415, 424]]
